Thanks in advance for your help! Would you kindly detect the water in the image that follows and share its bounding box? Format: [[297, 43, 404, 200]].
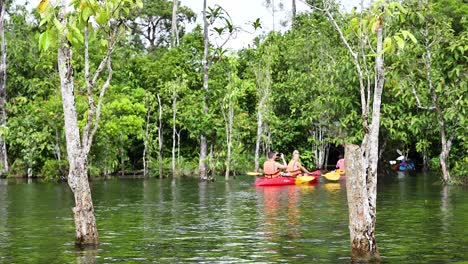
[[0, 173, 467, 263]]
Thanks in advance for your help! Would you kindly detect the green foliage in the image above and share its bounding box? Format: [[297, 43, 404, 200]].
[[39, 159, 68, 181], [4, 0, 466, 183]]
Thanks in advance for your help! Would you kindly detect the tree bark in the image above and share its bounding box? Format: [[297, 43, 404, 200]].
[[222, 88, 234, 181], [253, 51, 272, 172], [171, 0, 179, 48], [0, 0, 8, 175], [292, 0, 297, 20], [58, 0, 98, 245], [172, 91, 177, 177], [157, 94, 163, 179], [423, 34, 452, 183], [199, 0, 209, 180], [143, 106, 151, 178], [345, 144, 379, 262]]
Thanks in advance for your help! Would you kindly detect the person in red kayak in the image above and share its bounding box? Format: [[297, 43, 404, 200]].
[[287, 150, 310, 177], [336, 155, 345, 171], [263, 151, 287, 178]]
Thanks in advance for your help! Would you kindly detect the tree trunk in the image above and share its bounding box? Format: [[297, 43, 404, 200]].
[[143, 107, 151, 178], [320, 4, 383, 261], [424, 36, 452, 184], [253, 53, 272, 172], [345, 144, 379, 262], [345, 15, 385, 262], [172, 93, 177, 177], [157, 94, 163, 179], [223, 95, 234, 181], [58, 0, 98, 245], [171, 0, 179, 48], [292, 0, 297, 20], [199, 0, 209, 180], [0, 0, 8, 175], [440, 147, 451, 183], [254, 97, 264, 172]]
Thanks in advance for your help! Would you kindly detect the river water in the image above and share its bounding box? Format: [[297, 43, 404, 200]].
[[0, 173, 467, 263]]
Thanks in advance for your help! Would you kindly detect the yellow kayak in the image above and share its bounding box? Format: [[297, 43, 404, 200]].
[[246, 172, 263, 176], [295, 175, 318, 185], [323, 169, 345, 181]]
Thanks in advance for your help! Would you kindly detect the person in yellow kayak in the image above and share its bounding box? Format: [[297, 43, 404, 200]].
[[263, 151, 288, 178], [287, 150, 311, 177], [336, 155, 345, 171]]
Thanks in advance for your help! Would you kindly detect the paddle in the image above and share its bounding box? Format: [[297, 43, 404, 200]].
[[246, 172, 263, 176]]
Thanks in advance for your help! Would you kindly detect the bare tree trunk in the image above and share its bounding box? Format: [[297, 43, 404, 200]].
[[177, 130, 181, 166], [0, 0, 8, 175], [58, 0, 98, 245], [172, 92, 177, 177], [254, 102, 263, 172], [157, 94, 163, 179], [222, 91, 234, 181], [345, 144, 379, 262], [199, 0, 209, 180], [292, 0, 297, 20], [316, 2, 384, 261], [253, 50, 272, 172], [423, 36, 452, 183], [143, 107, 151, 178], [171, 0, 179, 48]]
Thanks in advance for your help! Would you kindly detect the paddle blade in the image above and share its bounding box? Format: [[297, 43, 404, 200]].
[[247, 172, 263, 176]]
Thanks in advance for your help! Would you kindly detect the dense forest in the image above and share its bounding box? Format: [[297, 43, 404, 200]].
[[0, 0, 466, 183]]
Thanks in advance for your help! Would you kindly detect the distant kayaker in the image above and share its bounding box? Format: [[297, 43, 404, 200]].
[[287, 150, 310, 177], [336, 155, 345, 171], [263, 151, 287, 178]]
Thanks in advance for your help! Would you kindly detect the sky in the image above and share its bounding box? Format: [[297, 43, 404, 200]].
[[180, 0, 371, 50]]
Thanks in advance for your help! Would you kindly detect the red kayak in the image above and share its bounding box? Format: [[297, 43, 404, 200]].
[[255, 175, 318, 187]]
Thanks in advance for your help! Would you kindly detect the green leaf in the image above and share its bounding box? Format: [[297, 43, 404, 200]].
[[384, 37, 392, 50], [135, 0, 143, 9], [402, 30, 417, 44], [394, 35, 405, 49], [81, 6, 93, 22], [96, 9, 109, 25], [39, 31, 50, 51], [53, 18, 64, 32]]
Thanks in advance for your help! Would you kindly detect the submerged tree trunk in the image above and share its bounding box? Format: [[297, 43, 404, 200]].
[[0, 0, 8, 175], [316, 1, 385, 261], [345, 144, 379, 262], [199, 0, 209, 180], [157, 94, 163, 179], [58, 1, 98, 244]]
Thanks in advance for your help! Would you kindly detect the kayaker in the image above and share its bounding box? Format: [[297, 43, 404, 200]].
[[263, 151, 288, 178], [336, 155, 345, 171], [287, 150, 310, 177]]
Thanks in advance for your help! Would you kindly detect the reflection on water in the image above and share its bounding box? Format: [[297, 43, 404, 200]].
[[0, 174, 467, 263]]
